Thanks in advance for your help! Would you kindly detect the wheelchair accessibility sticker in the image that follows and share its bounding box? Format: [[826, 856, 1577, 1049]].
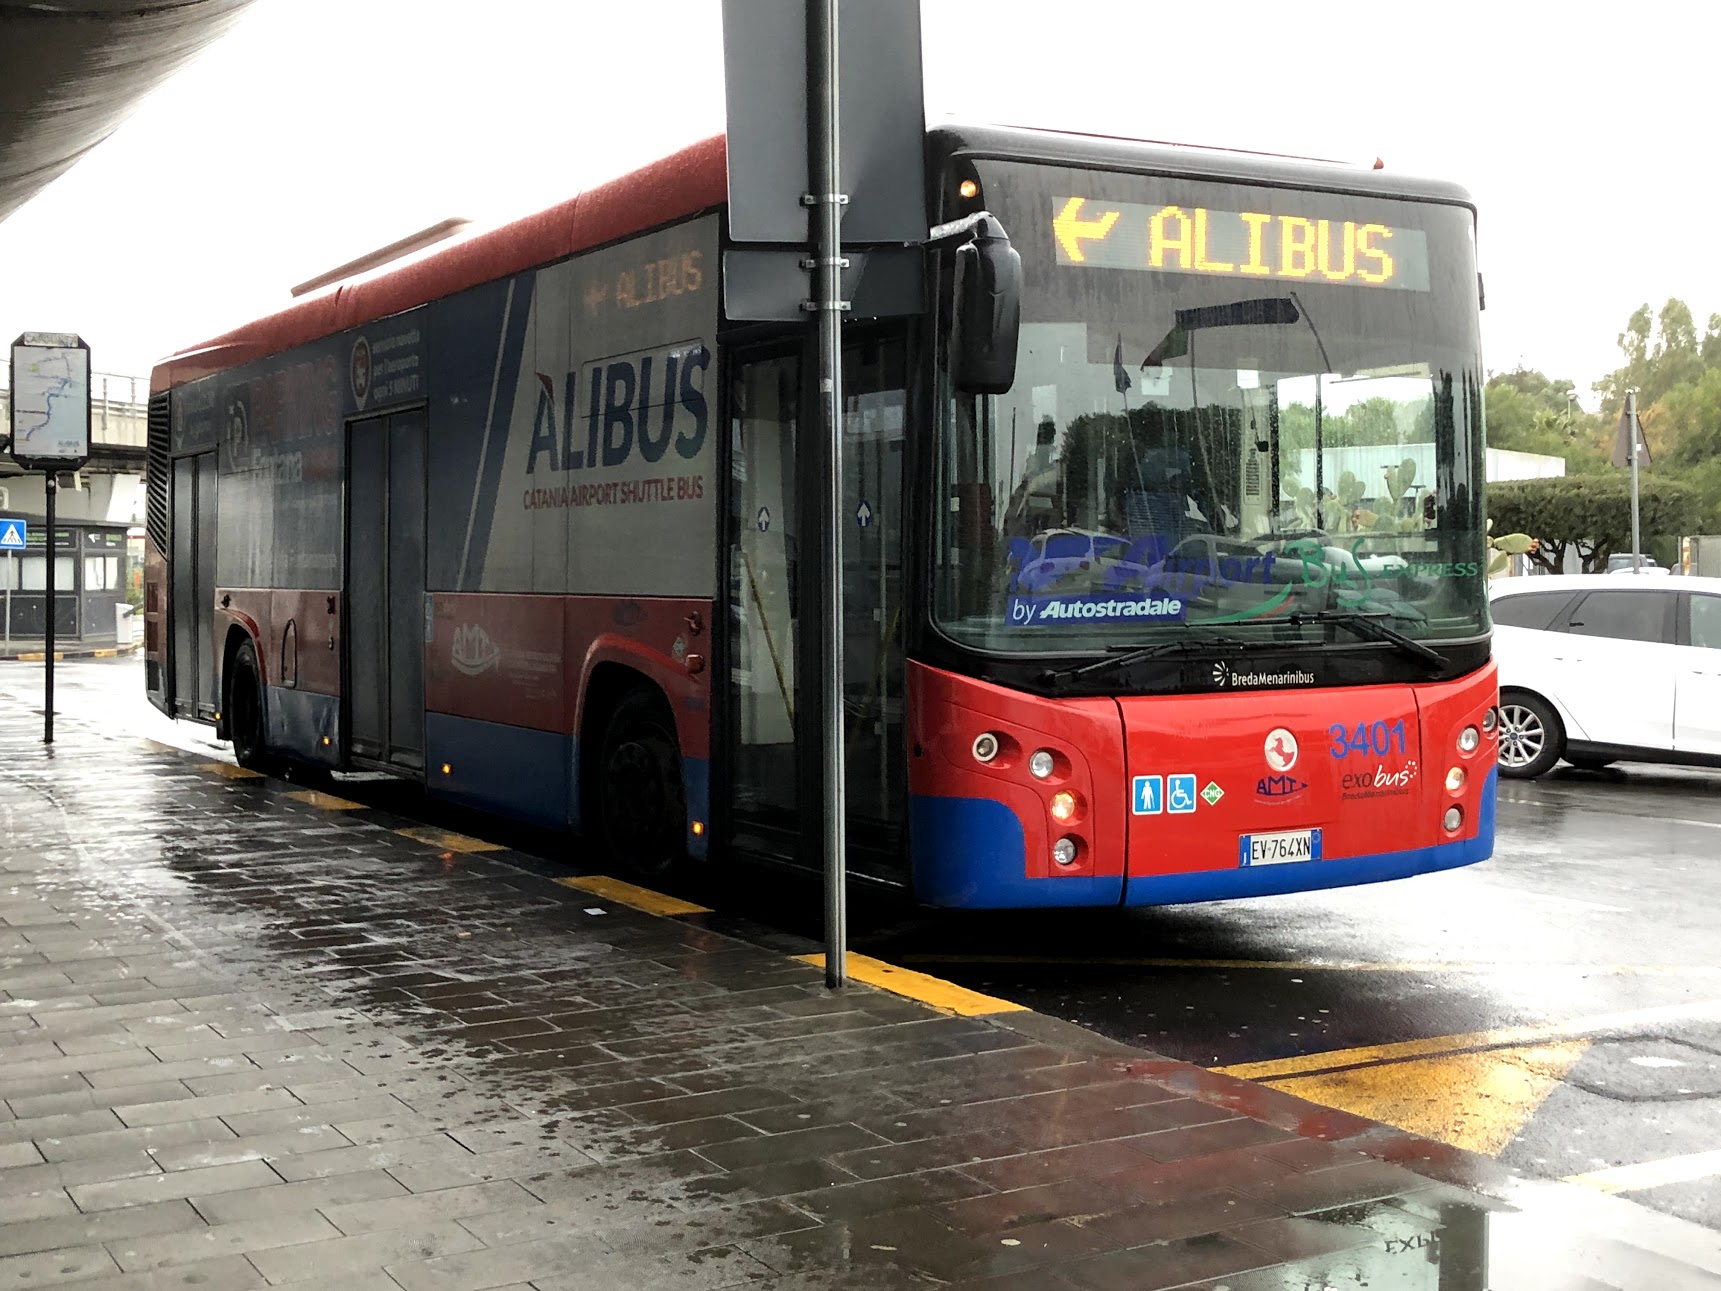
[[1133, 773, 1209, 815]]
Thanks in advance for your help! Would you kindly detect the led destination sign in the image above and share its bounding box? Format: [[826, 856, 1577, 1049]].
[[1052, 196, 1430, 291]]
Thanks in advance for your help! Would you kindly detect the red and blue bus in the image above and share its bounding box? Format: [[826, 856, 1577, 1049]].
[[144, 123, 1497, 908]]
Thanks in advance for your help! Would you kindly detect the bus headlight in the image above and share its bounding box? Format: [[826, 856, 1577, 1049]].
[[1458, 726, 1480, 753], [972, 732, 1000, 763], [1443, 805, 1464, 832], [1052, 837, 1078, 866], [1029, 750, 1055, 779], [1482, 707, 1499, 734]]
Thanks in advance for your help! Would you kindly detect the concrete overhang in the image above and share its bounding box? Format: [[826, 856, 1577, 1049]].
[[0, 0, 253, 224]]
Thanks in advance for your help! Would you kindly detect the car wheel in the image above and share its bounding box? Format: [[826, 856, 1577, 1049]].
[[598, 689, 686, 877], [1497, 692, 1563, 779]]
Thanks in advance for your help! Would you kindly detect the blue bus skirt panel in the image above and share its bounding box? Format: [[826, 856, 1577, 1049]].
[[424, 712, 571, 830], [683, 755, 711, 861], [1122, 766, 1498, 906], [910, 796, 1125, 909], [265, 687, 341, 769], [909, 767, 1495, 911]]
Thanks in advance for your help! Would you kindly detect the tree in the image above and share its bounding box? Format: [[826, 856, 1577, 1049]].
[[1484, 371, 1605, 470], [1701, 314, 1721, 369], [1487, 475, 1700, 574], [1595, 298, 1706, 415]]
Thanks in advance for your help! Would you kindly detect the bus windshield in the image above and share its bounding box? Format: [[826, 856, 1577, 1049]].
[[934, 159, 1487, 658]]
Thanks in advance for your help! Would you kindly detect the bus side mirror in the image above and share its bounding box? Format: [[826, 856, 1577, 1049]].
[[950, 217, 1022, 396]]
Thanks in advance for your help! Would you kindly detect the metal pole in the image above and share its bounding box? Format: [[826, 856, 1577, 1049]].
[[44, 473, 55, 744], [5, 552, 12, 648], [1627, 388, 1642, 573], [809, 0, 847, 988]]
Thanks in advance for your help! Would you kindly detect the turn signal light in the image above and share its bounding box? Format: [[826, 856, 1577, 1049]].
[[1445, 766, 1466, 792], [1050, 791, 1077, 823]]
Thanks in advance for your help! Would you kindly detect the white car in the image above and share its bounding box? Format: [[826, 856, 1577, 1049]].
[[1490, 573, 1721, 778]]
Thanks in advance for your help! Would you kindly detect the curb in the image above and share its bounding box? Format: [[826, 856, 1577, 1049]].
[[1, 642, 139, 662]]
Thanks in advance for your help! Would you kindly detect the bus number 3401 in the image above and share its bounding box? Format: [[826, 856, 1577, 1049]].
[[1329, 720, 1407, 759]]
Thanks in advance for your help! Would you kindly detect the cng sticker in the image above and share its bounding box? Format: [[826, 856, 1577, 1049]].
[[1202, 781, 1225, 806]]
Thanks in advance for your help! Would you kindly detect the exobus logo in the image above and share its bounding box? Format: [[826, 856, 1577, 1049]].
[[451, 624, 501, 676], [1341, 760, 1420, 799]]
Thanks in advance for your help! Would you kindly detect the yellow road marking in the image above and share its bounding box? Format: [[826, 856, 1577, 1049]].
[[795, 952, 1028, 1018], [1216, 998, 1721, 1082], [394, 826, 505, 853], [1564, 1148, 1721, 1194], [288, 789, 366, 811], [558, 875, 710, 917], [1269, 1040, 1589, 1156], [894, 953, 1721, 978], [199, 762, 263, 780]]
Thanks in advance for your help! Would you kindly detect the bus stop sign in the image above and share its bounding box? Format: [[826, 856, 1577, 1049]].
[[720, 0, 927, 246], [9, 332, 92, 472]]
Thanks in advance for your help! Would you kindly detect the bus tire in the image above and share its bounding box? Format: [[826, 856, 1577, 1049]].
[[1497, 690, 1563, 780], [228, 640, 273, 774], [598, 688, 686, 877]]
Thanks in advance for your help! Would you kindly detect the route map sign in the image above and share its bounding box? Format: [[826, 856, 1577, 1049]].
[[9, 332, 91, 470]]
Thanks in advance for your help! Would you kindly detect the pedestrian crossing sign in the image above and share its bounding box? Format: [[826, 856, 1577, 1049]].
[[0, 520, 25, 551]]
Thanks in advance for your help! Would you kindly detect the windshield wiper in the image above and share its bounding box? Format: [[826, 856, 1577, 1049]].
[[1040, 633, 1280, 686], [1283, 610, 1444, 669]]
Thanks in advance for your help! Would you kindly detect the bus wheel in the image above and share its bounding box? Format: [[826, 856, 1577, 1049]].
[[1498, 691, 1562, 780], [598, 689, 686, 876], [229, 640, 272, 773]]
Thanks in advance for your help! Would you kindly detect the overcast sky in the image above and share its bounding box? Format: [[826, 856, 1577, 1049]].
[[0, 1, 1707, 406]]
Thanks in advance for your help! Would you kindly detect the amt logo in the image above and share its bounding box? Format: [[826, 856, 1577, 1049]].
[[451, 624, 501, 676], [527, 344, 709, 474]]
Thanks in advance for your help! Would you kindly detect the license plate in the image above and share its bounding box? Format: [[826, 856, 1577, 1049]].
[[1239, 828, 1322, 867]]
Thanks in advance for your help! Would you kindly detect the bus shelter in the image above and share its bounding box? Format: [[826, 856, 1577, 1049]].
[[0, 517, 138, 657]]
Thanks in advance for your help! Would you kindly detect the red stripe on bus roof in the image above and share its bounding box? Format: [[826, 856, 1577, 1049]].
[[151, 134, 728, 394]]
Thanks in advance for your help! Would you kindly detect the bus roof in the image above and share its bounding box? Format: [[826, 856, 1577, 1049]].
[[150, 134, 728, 394], [151, 123, 1475, 394]]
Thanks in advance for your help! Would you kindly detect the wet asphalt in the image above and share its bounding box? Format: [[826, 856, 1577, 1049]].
[[7, 655, 1720, 1233]]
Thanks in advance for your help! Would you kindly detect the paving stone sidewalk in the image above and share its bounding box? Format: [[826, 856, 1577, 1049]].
[[3, 706, 1720, 1290]]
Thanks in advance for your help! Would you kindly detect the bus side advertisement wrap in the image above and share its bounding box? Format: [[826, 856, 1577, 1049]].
[[472, 219, 718, 600]]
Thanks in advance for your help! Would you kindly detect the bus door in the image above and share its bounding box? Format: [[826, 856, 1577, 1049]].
[[170, 451, 218, 719], [345, 410, 426, 771], [723, 333, 908, 876]]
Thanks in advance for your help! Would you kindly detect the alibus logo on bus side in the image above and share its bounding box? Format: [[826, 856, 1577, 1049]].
[[526, 344, 710, 476]]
